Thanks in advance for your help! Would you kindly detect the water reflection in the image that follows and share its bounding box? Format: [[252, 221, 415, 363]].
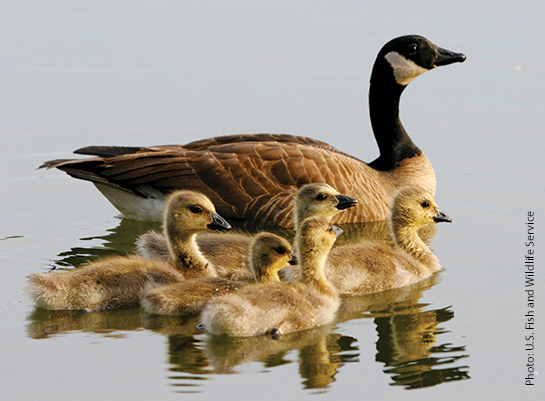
[[28, 216, 468, 391], [52, 218, 161, 268], [26, 307, 144, 339], [49, 216, 436, 269], [374, 306, 470, 389]]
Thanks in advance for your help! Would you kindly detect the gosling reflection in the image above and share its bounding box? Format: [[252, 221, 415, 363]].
[[373, 305, 470, 389], [30, 212, 465, 391], [338, 275, 470, 389], [147, 316, 358, 390], [26, 307, 144, 339], [298, 333, 359, 389], [203, 324, 359, 390]]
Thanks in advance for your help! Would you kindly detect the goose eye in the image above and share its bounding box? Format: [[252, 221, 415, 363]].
[[421, 201, 430, 208], [408, 43, 418, 55], [316, 193, 327, 201], [190, 206, 203, 214], [274, 246, 286, 255]]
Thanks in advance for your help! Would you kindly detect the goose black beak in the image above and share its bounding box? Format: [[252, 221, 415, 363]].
[[207, 212, 232, 231], [433, 208, 452, 223], [335, 194, 358, 210], [434, 46, 466, 67], [288, 253, 298, 266]]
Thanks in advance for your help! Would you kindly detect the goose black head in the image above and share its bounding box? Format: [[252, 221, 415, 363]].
[[374, 35, 466, 87]]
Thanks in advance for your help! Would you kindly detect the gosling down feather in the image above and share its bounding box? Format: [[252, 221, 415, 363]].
[[283, 186, 452, 295], [199, 216, 340, 337], [141, 233, 297, 316], [27, 190, 231, 311], [39, 35, 465, 227], [137, 183, 356, 282]]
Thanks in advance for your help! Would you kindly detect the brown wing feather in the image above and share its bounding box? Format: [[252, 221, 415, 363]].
[[42, 134, 434, 227]]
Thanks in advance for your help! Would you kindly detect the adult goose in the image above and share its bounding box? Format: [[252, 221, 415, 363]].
[[40, 35, 465, 228]]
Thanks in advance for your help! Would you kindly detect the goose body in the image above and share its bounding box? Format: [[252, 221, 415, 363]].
[[200, 217, 340, 337], [141, 233, 297, 316], [137, 183, 356, 281], [40, 35, 465, 227], [284, 186, 452, 295], [27, 190, 231, 311]]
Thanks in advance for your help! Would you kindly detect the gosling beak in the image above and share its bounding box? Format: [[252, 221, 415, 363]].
[[332, 225, 344, 237], [335, 194, 358, 210], [433, 208, 452, 223], [434, 45, 466, 67], [207, 212, 232, 231], [288, 253, 298, 266]]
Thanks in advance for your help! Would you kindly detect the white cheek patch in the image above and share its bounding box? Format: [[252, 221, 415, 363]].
[[385, 51, 429, 86]]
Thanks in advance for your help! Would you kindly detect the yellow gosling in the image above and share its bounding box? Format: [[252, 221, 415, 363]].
[[141, 233, 297, 316], [136, 183, 356, 281], [284, 186, 451, 295], [200, 216, 340, 337], [27, 190, 231, 311]]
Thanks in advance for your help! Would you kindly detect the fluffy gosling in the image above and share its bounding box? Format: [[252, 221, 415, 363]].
[[199, 216, 340, 337]]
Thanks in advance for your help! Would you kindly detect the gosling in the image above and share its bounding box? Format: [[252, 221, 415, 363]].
[[27, 190, 231, 311], [199, 216, 340, 337], [141, 233, 297, 316], [284, 186, 452, 295], [137, 182, 357, 281]]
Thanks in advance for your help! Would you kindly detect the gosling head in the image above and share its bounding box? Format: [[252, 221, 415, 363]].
[[249, 233, 297, 282], [164, 190, 231, 236], [375, 35, 466, 87], [390, 186, 452, 231], [293, 183, 357, 227]]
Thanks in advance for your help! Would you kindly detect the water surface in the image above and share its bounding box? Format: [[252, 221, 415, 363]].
[[1, 1, 543, 400]]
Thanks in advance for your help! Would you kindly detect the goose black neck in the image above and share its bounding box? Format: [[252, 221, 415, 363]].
[[368, 64, 422, 172]]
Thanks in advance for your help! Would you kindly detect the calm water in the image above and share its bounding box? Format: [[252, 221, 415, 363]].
[[1, 2, 543, 400]]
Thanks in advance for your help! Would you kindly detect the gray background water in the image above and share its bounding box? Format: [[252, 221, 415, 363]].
[[1, 1, 543, 400]]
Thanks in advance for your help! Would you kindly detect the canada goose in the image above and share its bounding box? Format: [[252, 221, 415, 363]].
[[27, 190, 231, 311], [137, 183, 356, 281], [199, 216, 340, 337], [40, 35, 465, 227], [141, 233, 297, 316], [283, 186, 452, 295]]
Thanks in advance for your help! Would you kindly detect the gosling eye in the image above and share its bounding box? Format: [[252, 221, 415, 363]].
[[274, 246, 287, 255], [408, 43, 418, 55], [316, 193, 327, 201], [421, 201, 430, 208], [190, 206, 203, 214]]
